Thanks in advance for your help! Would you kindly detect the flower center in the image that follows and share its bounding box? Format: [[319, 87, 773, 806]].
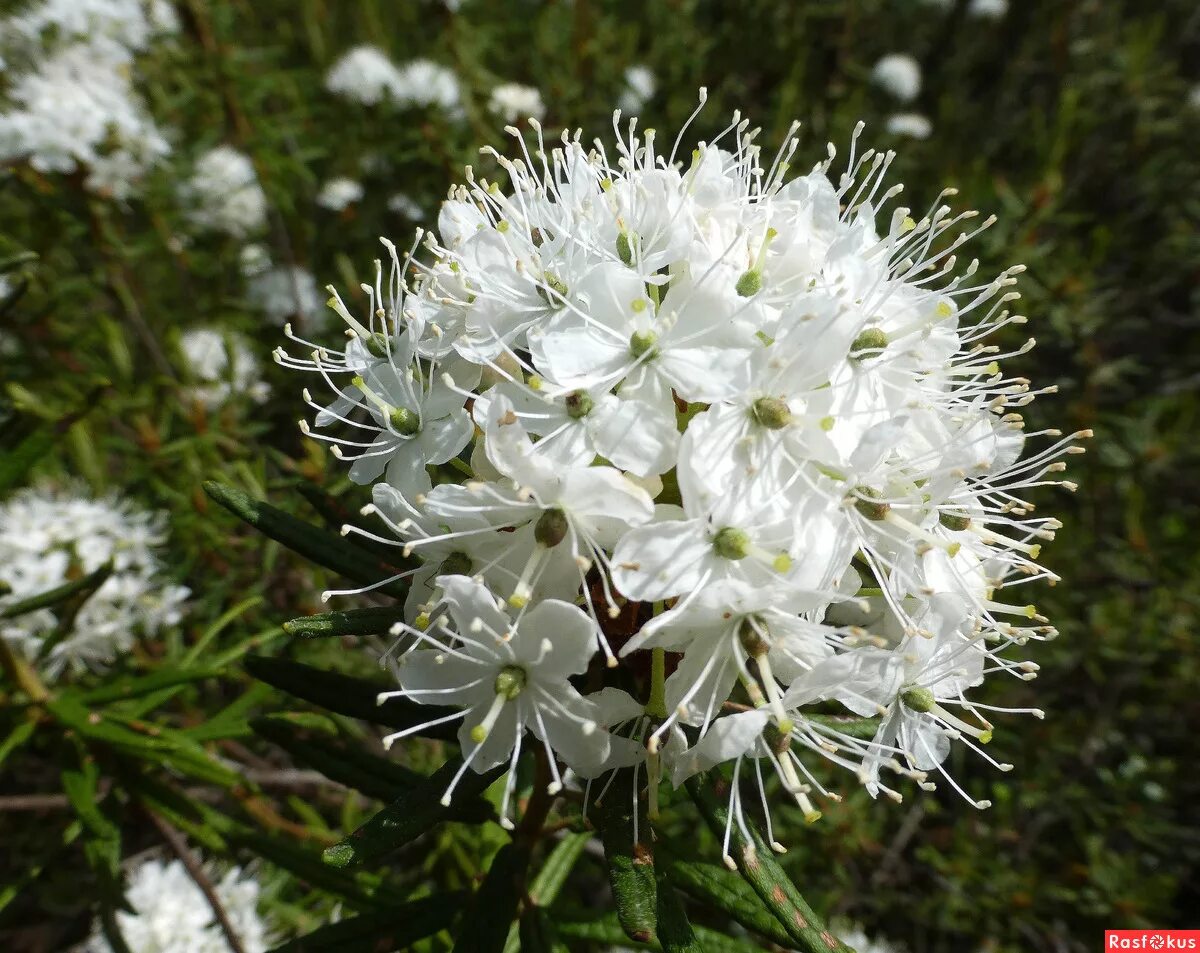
[[750, 396, 792, 430], [849, 327, 889, 360], [564, 390, 594, 420], [438, 551, 472, 576], [534, 507, 570, 548], [493, 665, 527, 700], [389, 406, 421, 436], [629, 329, 659, 360], [712, 526, 751, 560], [852, 486, 890, 521], [901, 686, 935, 712]]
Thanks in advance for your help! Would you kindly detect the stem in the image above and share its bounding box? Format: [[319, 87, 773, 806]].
[[647, 647, 667, 719], [0, 636, 49, 704], [146, 809, 248, 953]]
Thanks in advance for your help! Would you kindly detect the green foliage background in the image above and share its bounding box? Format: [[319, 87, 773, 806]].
[[1, 1, 1198, 951]]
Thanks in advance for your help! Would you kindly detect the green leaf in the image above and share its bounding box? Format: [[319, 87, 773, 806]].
[[0, 395, 101, 494], [557, 915, 763, 952], [0, 719, 37, 770], [528, 831, 592, 907], [659, 850, 792, 947], [518, 907, 569, 953], [323, 757, 500, 869], [685, 773, 851, 953], [203, 481, 412, 598], [244, 654, 460, 739], [282, 605, 407, 639], [62, 752, 124, 906], [592, 767, 657, 945], [252, 713, 432, 801], [46, 695, 241, 788], [0, 561, 113, 620], [655, 866, 706, 953], [452, 842, 531, 953], [79, 665, 223, 705], [268, 894, 463, 952]]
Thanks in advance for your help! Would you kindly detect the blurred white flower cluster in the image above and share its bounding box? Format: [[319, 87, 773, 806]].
[[180, 146, 269, 238], [180, 327, 271, 408], [488, 83, 547, 123], [85, 857, 268, 953], [325, 45, 463, 117], [317, 177, 365, 212], [0, 0, 176, 199], [872, 54, 931, 140], [0, 488, 189, 680], [281, 95, 1084, 849]]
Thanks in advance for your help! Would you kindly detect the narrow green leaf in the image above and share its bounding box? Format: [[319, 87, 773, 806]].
[[79, 665, 223, 705], [244, 654, 459, 739], [268, 894, 463, 952], [558, 916, 763, 952], [659, 850, 792, 947], [62, 753, 123, 905], [685, 773, 851, 953], [0, 397, 99, 493], [528, 831, 592, 907], [251, 714, 431, 802], [452, 842, 531, 953], [592, 767, 657, 945], [0, 719, 37, 770], [283, 605, 406, 639], [655, 866, 705, 953], [518, 907, 569, 953], [323, 757, 500, 869], [0, 561, 113, 619], [203, 481, 411, 598]]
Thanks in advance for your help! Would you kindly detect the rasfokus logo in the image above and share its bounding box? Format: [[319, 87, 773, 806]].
[[1106, 932, 1199, 950]]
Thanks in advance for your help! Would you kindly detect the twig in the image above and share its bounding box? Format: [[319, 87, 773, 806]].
[[146, 809, 248, 953]]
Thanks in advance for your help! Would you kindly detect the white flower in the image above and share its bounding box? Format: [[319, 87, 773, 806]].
[[280, 95, 1083, 851], [835, 924, 906, 953], [325, 45, 404, 105], [394, 59, 463, 116], [885, 112, 933, 139], [618, 65, 656, 113], [0, 41, 171, 198], [1, 0, 177, 59], [317, 176, 364, 211], [85, 857, 268, 953], [380, 575, 640, 826], [247, 265, 325, 329], [179, 327, 270, 407], [488, 83, 546, 123], [967, 0, 1009, 18], [872, 53, 922, 103], [238, 243, 271, 277], [387, 193, 424, 219], [0, 488, 189, 680], [180, 146, 268, 237]]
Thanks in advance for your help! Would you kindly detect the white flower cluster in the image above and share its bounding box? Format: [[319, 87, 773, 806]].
[[180, 146, 269, 238], [317, 177, 365, 212], [872, 54, 932, 141], [488, 83, 547, 123], [85, 857, 268, 953], [0, 488, 189, 680], [281, 97, 1084, 846], [325, 45, 462, 117], [618, 65, 656, 114], [248, 264, 326, 330], [180, 327, 270, 408], [0, 0, 175, 199]]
